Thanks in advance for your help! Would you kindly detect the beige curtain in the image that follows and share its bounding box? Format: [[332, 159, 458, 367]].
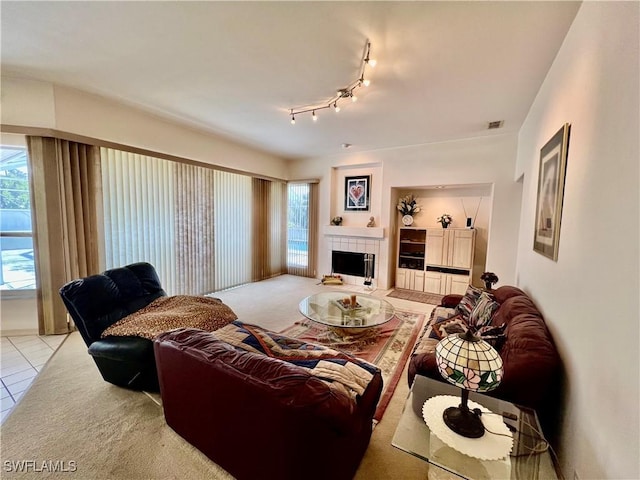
[[27, 137, 104, 335], [252, 178, 287, 282]]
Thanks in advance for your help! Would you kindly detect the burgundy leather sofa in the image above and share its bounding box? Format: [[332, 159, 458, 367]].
[[154, 327, 383, 480], [409, 286, 560, 425]]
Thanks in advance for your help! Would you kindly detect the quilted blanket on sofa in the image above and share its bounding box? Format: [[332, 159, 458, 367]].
[[213, 321, 379, 399]]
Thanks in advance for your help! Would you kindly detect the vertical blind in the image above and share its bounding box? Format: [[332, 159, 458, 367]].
[[101, 147, 292, 294], [101, 148, 178, 292], [213, 170, 252, 290]]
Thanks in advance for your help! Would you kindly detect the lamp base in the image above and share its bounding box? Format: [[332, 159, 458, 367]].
[[442, 405, 485, 438]]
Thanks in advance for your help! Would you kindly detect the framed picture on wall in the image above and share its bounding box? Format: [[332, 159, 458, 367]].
[[344, 175, 371, 211], [533, 123, 571, 261]]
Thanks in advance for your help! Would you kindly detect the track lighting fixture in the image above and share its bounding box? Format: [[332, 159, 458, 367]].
[[288, 40, 375, 123]]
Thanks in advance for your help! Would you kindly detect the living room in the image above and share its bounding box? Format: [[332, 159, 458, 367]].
[[1, 2, 638, 480]]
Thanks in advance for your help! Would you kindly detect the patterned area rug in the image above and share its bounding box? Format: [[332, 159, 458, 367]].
[[280, 309, 425, 422], [387, 288, 444, 305]]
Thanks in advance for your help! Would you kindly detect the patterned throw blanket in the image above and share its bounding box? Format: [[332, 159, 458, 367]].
[[102, 296, 238, 340], [213, 321, 379, 399]]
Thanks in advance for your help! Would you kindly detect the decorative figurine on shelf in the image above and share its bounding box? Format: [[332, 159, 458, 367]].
[[330, 216, 343, 226], [397, 194, 421, 226], [437, 213, 453, 228], [367, 216, 375, 227], [481, 271, 499, 290]]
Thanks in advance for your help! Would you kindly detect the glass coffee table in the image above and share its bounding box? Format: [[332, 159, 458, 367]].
[[298, 291, 395, 333], [392, 375, 560, 479]]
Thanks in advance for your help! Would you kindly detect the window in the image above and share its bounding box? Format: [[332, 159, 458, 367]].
[[287, 182, 317, 277], [0, 147, 35, 290]]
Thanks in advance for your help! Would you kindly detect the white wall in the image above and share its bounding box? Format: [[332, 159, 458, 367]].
[[289, 133, 522, 290], [515, 2, 639, 479], [1, 77, 289, 180]]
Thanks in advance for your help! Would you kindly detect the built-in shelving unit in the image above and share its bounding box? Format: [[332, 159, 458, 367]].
[[396, 227, 476, 295]]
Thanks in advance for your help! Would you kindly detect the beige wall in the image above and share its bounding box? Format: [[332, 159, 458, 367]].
[[515, 2, 639, 478], [0, 80, 289, 334], [289, 133, 522, 290], [1, 77, 289, 180]]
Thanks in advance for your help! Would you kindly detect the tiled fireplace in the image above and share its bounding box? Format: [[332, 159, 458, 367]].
[[323, 226, 386, 289]]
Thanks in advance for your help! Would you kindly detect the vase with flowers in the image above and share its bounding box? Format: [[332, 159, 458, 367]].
[[397, 194, 421, 226], [437, 214, 452, 229], [480, 271, 499, 290]]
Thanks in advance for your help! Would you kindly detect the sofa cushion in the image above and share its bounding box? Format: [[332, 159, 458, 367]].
[[430, 314, 468, 339], [468, 291, 500, 328], [456, 285, 483, 320]]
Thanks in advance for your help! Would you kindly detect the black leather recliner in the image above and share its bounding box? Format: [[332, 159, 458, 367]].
[[59, 262, 166, 391]]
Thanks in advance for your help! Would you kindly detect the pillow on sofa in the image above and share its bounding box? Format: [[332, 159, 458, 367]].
[[476, 322, 507, 350], [468, 291, 499, 328], [429, 315, 469, 339], [456, 285, 483, 320]]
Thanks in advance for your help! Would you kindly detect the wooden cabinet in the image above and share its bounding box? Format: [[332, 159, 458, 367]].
[[398, 228, 426, 271], [396, 227, 476, 294], [426, 229, 474, 269], [396, 267, 425, 291]]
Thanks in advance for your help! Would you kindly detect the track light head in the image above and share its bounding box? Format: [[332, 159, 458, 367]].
[[312, 110, 318, 122]]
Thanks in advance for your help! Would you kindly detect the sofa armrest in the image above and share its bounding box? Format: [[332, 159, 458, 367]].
[[441, 294, 463, 308]]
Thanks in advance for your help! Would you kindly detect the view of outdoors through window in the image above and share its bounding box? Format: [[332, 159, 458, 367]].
[[0, 147, 35, 290], [287, 183, 309, 268]]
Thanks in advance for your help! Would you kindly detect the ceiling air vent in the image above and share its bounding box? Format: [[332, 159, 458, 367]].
[[488, 120, 504, 129]]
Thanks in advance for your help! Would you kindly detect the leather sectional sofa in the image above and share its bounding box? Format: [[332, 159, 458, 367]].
[[154, 326, 383, 480], [408, 286, 560, 428]]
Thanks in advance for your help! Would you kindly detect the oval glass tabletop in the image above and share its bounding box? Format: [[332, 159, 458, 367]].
[[298, 291, 395, 329]]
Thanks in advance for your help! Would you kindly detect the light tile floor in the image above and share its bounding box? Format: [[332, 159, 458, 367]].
[[1, 334, 68, 423]]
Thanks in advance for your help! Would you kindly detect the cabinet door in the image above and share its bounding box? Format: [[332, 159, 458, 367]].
[[414, 271, 425, 292], [424, 271, 443, 294], [448, 274, 470, 296], [449, 230, 475, 269], [396, 268, 408, 289], [426, 229, 445, 266]]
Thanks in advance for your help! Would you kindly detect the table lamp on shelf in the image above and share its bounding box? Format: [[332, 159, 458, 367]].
[[435, 330, 504, 438]]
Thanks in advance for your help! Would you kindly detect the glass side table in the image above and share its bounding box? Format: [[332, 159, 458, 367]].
[[392, 375, 560, 480]]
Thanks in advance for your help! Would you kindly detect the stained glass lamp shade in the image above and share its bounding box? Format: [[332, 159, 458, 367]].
[[435, 330, 504, 438]]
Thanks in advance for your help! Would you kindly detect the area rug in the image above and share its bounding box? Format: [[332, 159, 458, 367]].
[[280, 309, 425, 422], [387, 288, 444, 305]]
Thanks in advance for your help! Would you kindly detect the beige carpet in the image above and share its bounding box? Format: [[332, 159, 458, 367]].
[[0, 331, 434, 479]]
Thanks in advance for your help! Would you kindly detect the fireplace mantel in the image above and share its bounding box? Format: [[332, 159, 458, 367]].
[[323, 225, 385, 239]]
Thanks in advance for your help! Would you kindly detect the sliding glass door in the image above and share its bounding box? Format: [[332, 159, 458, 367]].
[[287, 182, 317, 277]]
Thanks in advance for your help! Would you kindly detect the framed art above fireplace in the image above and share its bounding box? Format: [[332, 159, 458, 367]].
[[345, 175, 370, 211]]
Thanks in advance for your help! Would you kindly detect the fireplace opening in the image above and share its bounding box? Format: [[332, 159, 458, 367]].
[[332, 251, 375, 278]]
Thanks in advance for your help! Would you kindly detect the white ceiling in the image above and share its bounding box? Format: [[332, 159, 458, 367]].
[[1, 1, 580, 160]]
